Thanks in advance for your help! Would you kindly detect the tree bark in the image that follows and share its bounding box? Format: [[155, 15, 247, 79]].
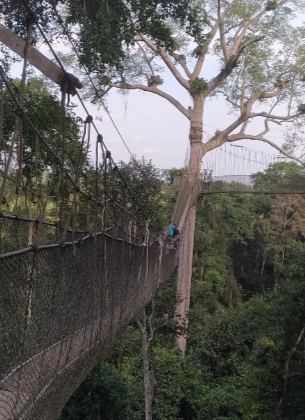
[[175, 95, 204, 355], [136, 309, 153, 420], [142, 334, 153, 420], [175, 203, 197, 355], [277, 325, 305, 415]]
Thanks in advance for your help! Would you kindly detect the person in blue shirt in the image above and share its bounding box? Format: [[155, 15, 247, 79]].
[[166, 220, 175, 243]]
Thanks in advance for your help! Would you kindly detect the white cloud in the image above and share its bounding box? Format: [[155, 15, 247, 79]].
[[110, 136, 121, 144]]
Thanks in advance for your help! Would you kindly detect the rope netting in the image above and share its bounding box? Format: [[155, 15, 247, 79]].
[[0, 3, 179, 419], [0, 231, 178, 420], [201, 173, 305, 194], [199, 144, 305, 194]]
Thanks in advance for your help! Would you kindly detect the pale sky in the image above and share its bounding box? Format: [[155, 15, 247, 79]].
[[4, 36, 292, 176], [86, 66, 288, 171]]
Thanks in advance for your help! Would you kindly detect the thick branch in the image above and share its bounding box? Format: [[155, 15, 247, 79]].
[[257, 80, 290, 101], [139, 34, 189, 90], [240, 66, 247, 110], [251, 111, 301, 122], [135, 314, 145, 335], [231, 9, 267, 56], [232, 0, 287, 57], [109, 82, 191, 119], [204, 114, 247, 152], [207, 36, 263, 94], [218, 0, 230, 62], [171, 53, 192, 78], [192, 2, 234, 78]]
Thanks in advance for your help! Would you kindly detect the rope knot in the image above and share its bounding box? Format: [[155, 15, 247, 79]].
[[61, 72, 83, 96]]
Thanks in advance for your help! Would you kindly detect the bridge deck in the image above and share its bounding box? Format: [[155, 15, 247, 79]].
[[0, 229, 178, 420]]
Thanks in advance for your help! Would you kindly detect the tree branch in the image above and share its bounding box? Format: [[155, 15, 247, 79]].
[[231, 8, 268, 56], [135, 313, 145, 335], [278, 325, 305, 412], [251, 111, 301, 122], [192, 6, 230, 79], [109, 82, 191, 118], [136, 41, 155, 77], [258, 81, 290, 100], [204, 114, 247, 152], [171, 53, 192, 78], [218, 0, 230, 62], [240, 65, 247, 110], [147, 300, 155, 345], [138, 34, 190, 90], [207, 36, 263, 94]]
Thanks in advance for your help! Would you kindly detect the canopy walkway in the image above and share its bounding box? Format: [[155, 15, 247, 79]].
[[0, 12, 182, 414], [175, 143, 305, 195], [0, 214, 178, 420], [1, 5, 305, 419]]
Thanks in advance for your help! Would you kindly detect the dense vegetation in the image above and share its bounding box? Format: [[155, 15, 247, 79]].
[[2, 1, 305, 417], [60, 168, 305, 420]]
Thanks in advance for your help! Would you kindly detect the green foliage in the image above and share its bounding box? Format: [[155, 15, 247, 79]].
[[188, 78, 208, 96], [0, 77, 88, 218], [265, 0, 278, 11], [0, 0, 58, 39], [58, 0, 204, 72], [59, 166, 305, 420], [114, 157, 168, 230], [148, 75, 164, 87], [59, 362, 142, 420], [152, 347, 184, 420], [162, 167, 185, 184]]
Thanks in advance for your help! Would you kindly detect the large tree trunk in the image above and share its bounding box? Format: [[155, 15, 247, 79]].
[[175, 95, 204, 356], [175, 203, 197, 355]]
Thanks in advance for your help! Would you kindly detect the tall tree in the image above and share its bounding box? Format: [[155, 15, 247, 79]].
[[4, 0, 305, 353], [62, 0, 305, 354]]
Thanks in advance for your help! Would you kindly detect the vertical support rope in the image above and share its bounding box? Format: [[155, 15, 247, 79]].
[[59, 81, 68, 231]]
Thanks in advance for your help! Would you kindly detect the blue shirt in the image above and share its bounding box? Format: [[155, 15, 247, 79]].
[[167, 224, 175, 237]]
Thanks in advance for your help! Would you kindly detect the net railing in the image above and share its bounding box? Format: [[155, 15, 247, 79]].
[[0, 224, 178, 420], [0, 214, 90, 254], [200, 174, 305, 194]]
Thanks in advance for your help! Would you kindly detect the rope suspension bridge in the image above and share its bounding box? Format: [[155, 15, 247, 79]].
[[178, 142, 305, 196], [0, 3, 178, 418], [0, 2, 305, 420]]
